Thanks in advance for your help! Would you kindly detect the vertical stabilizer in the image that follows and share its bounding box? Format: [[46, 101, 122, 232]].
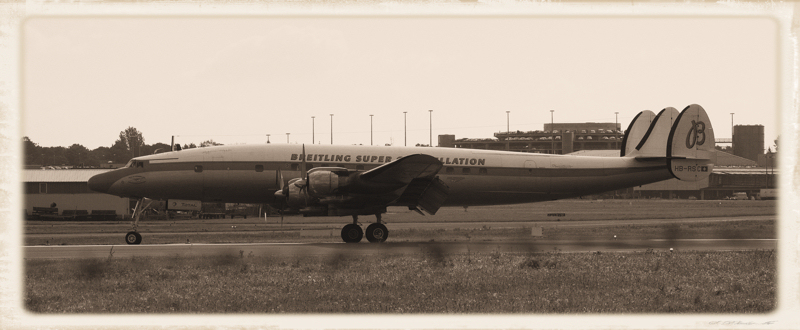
[[667, 104, 716, 181], [631, 107, 680, 157], [620, 110, 656, 157]]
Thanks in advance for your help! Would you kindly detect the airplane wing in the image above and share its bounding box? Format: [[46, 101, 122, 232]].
[[285, 154, 449, 215], [356, 154, 448, 215], [359, 154, 443, 185]]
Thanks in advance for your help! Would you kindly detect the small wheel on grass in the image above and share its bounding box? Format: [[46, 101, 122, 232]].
[[365, 223, 388, 243], [125, 231, 142, 245], [341, 224, 363, 243]]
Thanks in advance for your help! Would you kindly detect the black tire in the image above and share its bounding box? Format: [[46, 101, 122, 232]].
[[341, 224, 363, 243], [125, 231, 142, 245], [365, 223, 389, 243]]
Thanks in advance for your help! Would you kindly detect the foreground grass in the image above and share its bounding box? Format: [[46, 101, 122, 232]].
[[25, 250, 775, 313]]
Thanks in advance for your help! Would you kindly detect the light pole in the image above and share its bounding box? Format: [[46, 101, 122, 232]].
[[370, 114, 374, 146], [550, 110, 555, 154], [403, 111, 408, 146], [330, 114, 334, 144], [126, 133, 135, 158], [286, 133, 290, 143], [311, 116, 315, 144], [506, 111, 510, 132], [266, 134, 270, 144], [730, 112, 735, 154], [614, 111, 619, 149], [428, 110, 433, 147]]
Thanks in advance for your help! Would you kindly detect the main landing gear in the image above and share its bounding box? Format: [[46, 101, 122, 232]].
[[341, 214, 388, 243], [125, 198, 151, 245]]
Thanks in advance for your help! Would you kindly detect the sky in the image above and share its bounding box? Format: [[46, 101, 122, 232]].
[[21, 16, 779, 151]]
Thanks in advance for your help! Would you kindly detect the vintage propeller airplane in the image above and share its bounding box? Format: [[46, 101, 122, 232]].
[[88, 104, 716, 244]]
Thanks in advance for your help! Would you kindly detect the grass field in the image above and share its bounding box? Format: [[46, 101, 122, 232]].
[[25, 250, 775, 313]]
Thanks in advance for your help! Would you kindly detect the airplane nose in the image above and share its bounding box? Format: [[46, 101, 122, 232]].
[[87, 172, 115, 193]]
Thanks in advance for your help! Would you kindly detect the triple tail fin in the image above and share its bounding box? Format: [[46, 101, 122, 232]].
[[666, 104, 716, 181], [623, 107, 680, 158], [620, 110, 656, 157]]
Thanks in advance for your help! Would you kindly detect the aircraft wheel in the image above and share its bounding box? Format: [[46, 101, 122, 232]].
[[125, 231, 142, 245], [365, 223, 388, 243], [341, 224, 363, 243]]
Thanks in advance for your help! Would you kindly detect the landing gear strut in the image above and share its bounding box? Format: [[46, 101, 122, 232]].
[[340, 214, 389, 243], [125, 198, 151, 245]]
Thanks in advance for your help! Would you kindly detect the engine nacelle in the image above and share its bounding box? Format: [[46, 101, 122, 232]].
[[307, 168, 351, 198], [285, 178, 309, 210], [282, 168, 353, 211]]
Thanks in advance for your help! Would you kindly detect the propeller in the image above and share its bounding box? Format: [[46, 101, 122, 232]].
[[300, 144, 307, 179], [300, 144, 309, 206], [272, 145, 308, 226], [274, 168, 286, 225]]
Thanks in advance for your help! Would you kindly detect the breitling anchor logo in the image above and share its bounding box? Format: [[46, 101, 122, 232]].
[[685, 120, 707, 149]]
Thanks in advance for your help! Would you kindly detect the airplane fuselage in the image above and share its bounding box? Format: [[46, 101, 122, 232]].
[[87, 104, 715, 244], [88, 144, 673, 206]]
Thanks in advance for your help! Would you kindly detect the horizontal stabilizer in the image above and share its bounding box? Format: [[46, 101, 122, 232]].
[[620, 110, 655, 157], [667, 104, 716, 181]]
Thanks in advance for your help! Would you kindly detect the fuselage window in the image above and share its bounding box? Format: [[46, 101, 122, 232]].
[[291, 164, 299, 171], [462, 168, 471, 174], [445, 167, 454, 174], [255, 165, 264, 172], [194, 165, 203, 173], [479, 168, 488, 175]]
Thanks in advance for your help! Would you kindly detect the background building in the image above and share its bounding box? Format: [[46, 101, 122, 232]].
[[24, 169, 129, 219], [452, 122, 623, 154], [441, 118, 777, 200], [733, 125, 764, 162]]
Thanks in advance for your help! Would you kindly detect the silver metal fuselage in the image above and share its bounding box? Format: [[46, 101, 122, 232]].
[[87, 144, 673, 206]]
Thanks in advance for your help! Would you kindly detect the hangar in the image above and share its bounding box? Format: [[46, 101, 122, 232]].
[[23, 169, 129, 220]]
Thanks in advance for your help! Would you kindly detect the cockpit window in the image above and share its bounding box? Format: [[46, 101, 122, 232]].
[[127, 160, 145, 168]]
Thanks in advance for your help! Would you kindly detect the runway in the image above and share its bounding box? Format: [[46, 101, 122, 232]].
[[24, 238, 776, 259]]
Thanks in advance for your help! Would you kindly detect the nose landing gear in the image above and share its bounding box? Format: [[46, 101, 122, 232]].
[[124, 198, 152, 245], [125, 231, 142, 245]]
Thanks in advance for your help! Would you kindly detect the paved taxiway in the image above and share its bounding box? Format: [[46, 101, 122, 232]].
[[25, 215, 775, 239], [25, 238, 776, 259], [24, 215, 776, 259]]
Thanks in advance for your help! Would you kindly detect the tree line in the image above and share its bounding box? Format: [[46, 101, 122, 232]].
[[23, 127, 222, 168]]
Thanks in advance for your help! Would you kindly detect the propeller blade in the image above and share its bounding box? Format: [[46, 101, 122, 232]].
[[300, 144, 307, 179], [276, 168, 284, 191]]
